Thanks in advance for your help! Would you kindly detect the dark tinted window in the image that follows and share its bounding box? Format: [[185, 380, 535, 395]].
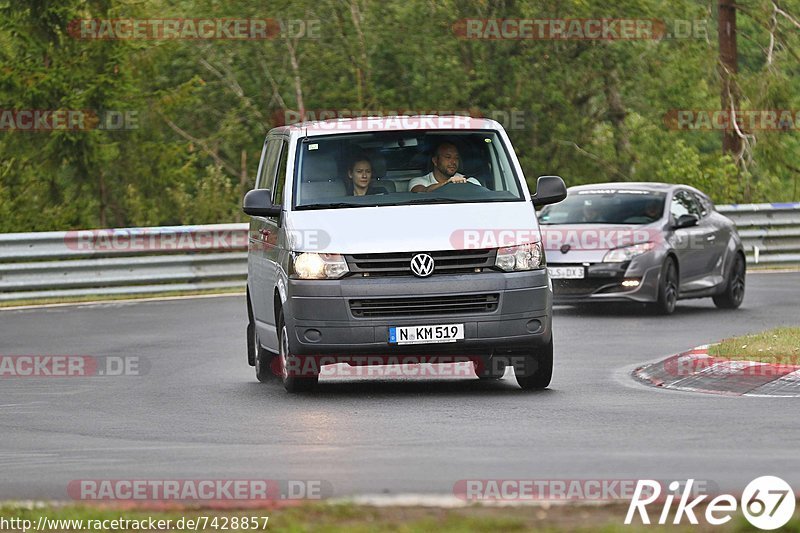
[[257, 138, 282, 190], [273, 140, 289, 205], [539, 190, 666, 225]]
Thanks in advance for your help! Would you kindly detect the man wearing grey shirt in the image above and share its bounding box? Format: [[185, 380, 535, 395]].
[[409, 142, 481, 192]]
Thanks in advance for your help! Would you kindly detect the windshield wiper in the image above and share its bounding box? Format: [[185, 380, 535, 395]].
[[298, 202, 375, 210], [395, 197, 463, 205]]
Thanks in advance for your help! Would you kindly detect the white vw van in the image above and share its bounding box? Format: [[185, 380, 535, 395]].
[[243, 115, 566, 392]]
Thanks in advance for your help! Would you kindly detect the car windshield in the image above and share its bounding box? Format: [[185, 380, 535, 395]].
[[293, 130, 525, 209], [539, 189, 667, 225]]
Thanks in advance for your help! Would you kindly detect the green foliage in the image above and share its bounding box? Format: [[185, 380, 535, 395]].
[[1, 0, 798, 231], [653, 141, 743, 204]]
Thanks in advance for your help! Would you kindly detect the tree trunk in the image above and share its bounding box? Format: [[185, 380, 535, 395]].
[[718, 0, 741, 157], [602, 64, 635, 179], [98, 169, 107, 227]]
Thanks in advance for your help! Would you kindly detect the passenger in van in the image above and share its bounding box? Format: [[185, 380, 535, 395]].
[[409, 142, 481, 192], [345, 154, 387, 196]]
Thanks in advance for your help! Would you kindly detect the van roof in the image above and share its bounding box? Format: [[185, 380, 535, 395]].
[[270, 114, 504, 137]]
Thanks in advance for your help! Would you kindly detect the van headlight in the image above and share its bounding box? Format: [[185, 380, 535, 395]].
[[291, 252, 349, 279], [603, 242, 655, 262], [495, 242, 544, 271]]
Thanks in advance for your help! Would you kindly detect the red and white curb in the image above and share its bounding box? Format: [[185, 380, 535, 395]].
[[632, 345, 800, 397]]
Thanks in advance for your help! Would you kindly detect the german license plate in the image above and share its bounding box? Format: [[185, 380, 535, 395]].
[[389, 324, 465, 345], [548, 266, 585, 279]]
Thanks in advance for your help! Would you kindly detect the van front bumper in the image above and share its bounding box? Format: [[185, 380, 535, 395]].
[[283, 270, 552, 356]]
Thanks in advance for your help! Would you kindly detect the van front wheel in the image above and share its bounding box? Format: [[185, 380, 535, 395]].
[[513, 339, 553, 390], [277, 311, 319, 393], [249, 316, 276, 383]]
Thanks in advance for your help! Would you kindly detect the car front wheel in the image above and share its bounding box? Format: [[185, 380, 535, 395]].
[[654, 257, 678, 315], [713, 254, 746, 309]]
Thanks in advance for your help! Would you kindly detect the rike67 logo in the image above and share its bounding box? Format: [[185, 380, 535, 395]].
[[626, 476, 795, 530]]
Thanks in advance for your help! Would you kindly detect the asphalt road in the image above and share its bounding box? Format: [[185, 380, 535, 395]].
[[1, 272, 799, 501]]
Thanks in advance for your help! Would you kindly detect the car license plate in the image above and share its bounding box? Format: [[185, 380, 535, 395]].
[[548, 266, 585, 279], [389, 324, 464, 345]]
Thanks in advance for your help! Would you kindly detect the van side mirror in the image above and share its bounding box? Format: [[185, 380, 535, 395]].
[[674, 213, 699, 229], [243, 189, 281, 217], [532, 176, 568, 207]]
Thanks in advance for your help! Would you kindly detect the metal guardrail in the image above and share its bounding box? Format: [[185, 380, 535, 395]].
[[0, 203, 797, 302], [717, 203, 800, 266], [0, 225, 249, 301]]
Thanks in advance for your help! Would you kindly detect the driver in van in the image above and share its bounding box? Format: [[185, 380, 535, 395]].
[[409, 142, 481, 192]]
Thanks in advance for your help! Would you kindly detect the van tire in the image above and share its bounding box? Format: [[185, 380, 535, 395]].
[[277, 310, 319, 393], [513, 339, 553, 390], [248, 295, 276, 382], [249, 321, 275, 383], [474, 358, 506, 380]]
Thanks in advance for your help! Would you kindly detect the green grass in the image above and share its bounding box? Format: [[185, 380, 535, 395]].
[[747, 264, 800, 271], [708, 326, 800, 364], [2, 502, 798, 532]]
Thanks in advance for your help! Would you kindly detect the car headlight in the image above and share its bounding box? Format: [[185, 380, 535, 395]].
[[495, 242, 544, 271], [291, 252, 349, 279], [603, 242, 655, 263]]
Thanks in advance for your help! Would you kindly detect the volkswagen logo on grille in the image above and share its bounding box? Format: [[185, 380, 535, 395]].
[[410, 253, 435, 277]]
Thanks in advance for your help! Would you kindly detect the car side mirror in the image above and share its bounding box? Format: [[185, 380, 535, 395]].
[[674, 213, 699, 229], [532, 176, 568, 207], [243, 189, 281, 217]]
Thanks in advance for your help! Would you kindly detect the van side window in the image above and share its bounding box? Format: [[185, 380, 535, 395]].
[[256, 139, 282, 190], [273, 140, 289, 206]]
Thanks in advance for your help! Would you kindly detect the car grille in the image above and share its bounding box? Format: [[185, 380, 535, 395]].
[[553, 279, 626, 296], [345, 249, 496, 277], [349, 293, 500, 318]]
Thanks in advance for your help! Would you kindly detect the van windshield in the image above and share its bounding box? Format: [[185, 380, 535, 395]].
[[293, 131, 525, 209]]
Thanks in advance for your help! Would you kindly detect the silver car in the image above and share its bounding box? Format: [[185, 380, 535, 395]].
[[538, 182, 746, 314]]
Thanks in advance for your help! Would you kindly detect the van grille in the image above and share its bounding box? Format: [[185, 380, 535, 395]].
[[345, 249, 496, 277], [349, 293, 499, 318]]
